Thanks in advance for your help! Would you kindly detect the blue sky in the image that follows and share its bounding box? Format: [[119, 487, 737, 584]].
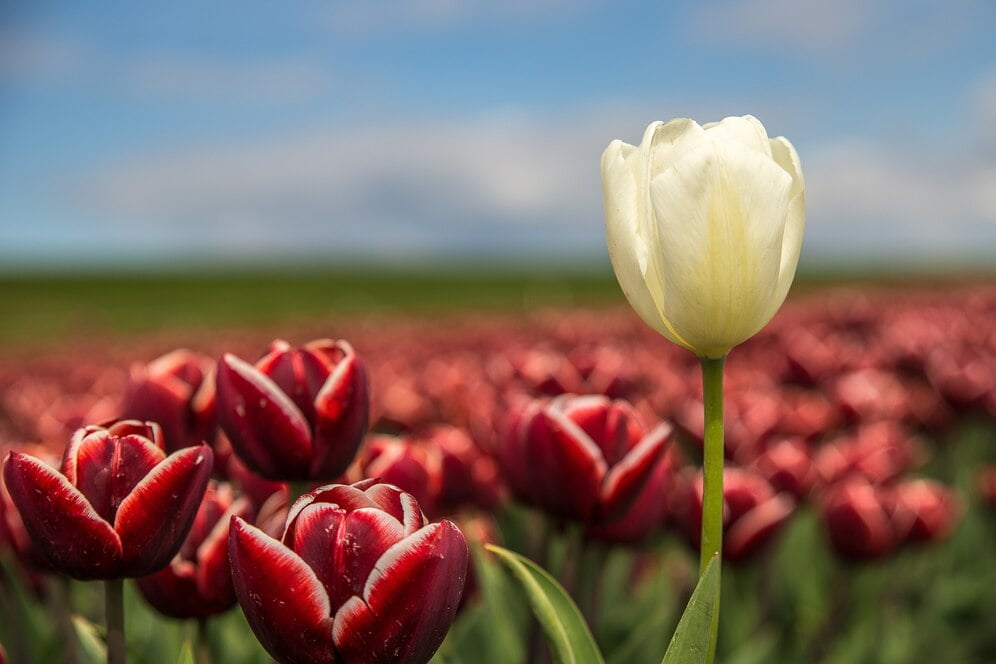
[[1, 0, 994, 269]]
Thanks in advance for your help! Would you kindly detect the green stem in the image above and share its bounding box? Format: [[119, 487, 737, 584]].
[[51, 576, 79, 664], [195, 618, 211, 664], [699, 355, 726, 664], [104, 578, 125, 664]]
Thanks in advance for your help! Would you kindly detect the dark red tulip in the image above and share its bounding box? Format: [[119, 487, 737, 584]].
[[670, 467, 794, 562], [122, 349, 217, 453], [360, 426, 502, 517], [499, 395, 671, 523], [136, 481, 251, 619], [821, 479, 898, 560], [2, 420, 213, 580], [586, 444, 678, 545], [216, 339, 369, 482], [228, 479, 468, 664]]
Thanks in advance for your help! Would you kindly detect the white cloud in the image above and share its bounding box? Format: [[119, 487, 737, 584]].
[[68, 85, 996, 262]]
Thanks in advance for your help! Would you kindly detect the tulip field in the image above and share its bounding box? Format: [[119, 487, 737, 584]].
[[1, 272, 995, 663]]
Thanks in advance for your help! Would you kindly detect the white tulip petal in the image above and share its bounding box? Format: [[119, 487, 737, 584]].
[[602, 140, 668, 337], [648, 140, 792, 356], [703, 115, 772, 158], [768, 136, 806, 318]]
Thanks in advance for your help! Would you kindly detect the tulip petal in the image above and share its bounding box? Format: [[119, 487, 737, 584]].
[[602, 137, 669, 339], [330, 507, 406, 613], [768, 135, 806, 320], [217, 353, 314, 480], [363, 482, 426, 536], [73, 431, 166, 524], [649, 139, 793, 356], [702, 115, 772, 157], [290, 503, 347, 606], [3, 452, 123, 580], [229, 518, 336, 664], [528, 407, 606, 520], [726, 494, 794, 562], [123, 373, 194, 453], [115, 445, 213, 576], [311, 350, 369, 480], [332, 521, 468, 664], [599, 422, 671, 519], [195, 497, 250, 605]]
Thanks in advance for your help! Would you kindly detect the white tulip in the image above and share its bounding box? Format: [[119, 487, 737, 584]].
[[601, 115, 805, 358]]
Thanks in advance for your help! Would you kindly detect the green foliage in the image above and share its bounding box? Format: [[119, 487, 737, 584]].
[[486, 544, 605, 664], [662, 556, 720, 664]]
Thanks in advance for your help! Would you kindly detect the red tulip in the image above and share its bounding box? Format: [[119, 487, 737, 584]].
[[670, 467, 794, 562], [216, 339, 369, 482], [751, 438, 814, 499], [2, 420, 213, 580], [821, 479, 898, 560], [228, 479, 468, 664], [122, 349, 217, 452], [891, 479, 960, 543], [814, 422, 921, 487], [586, 444, 678, 545], [360, 426, 502, 517], [136, 481, 251, 619], [499, 395, 671, 523]]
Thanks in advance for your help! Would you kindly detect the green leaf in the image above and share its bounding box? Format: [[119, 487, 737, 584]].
[[71, 615, 107, 664], [662, 555, 720, 664], [176, 641, 195, 664], [485, 544, 604, 664]]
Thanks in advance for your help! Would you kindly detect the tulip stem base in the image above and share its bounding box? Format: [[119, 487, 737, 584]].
[[105, 578, 125, 664], [699, 355, 726, 664], [195, 618, 211, 664]]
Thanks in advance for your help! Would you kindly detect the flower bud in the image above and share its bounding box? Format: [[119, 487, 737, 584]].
[[136, 481, 251, 619], [122, 349, 217, 453], [499, 395, 672, 523], [3, 420, 213, 579], [601, 115, 805, 358], [216, 339, 369, 482], [228, 479, 467, 664]]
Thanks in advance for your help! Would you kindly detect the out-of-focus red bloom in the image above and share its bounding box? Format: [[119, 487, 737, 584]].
[[821, 479, 899, 560], [892, 479, 960, 543], [228, 479, 467, 664], [774, 388, 840, 441], [832, 369, 910, 424], [122, 349, 217, 453], [669, 467, 794, 562], [814, 422, 921, 487], [2, 421, 213, 580], [979, 466, 996, 508], [136, 482, 251, 619], [926, 343, 994, 412], [361, 426, 502, 518], [499, 395, 671, 523], [587, 445, 679, 545], [217, 339, 369, 482], [751, 438, 814, 499]]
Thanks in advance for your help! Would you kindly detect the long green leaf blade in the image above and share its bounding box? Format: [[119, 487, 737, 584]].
[[662, 555, 721, 664], [485, 544, 604, 664]]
